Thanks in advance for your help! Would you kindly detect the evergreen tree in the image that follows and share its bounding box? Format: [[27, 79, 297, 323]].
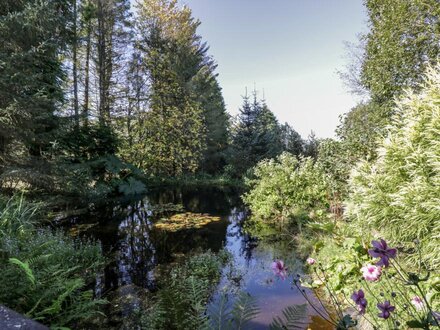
[[280, 123, 303, 155], [135, 0, 206, 176], [0, 0, 69, 173], [230, 94, 257, 176], [254, 99, 283, 160], [230, 91, 284, 176]]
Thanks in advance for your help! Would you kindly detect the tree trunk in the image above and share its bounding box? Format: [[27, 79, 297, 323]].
[[73, 0, 79, 129]]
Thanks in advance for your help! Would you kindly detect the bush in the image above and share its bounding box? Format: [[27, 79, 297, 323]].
[[346, 66, 440, 269], [243, 153, 330, 225], [0, 195, 106, 327]]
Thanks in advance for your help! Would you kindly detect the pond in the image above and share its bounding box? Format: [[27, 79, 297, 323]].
[[64, 186, 332, 329]]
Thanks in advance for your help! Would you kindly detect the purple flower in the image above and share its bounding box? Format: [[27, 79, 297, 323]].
[[306, 257, 316, 265], [271, 260, 288, 280], [411, 296, 424, 310], [368, 239, 397, 267], [377, 301, 395, 319], [351, 289, 368, 314], [361, 264, 382, 281]]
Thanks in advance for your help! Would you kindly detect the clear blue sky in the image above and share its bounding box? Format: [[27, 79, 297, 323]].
[[180, 0, 367, 138]]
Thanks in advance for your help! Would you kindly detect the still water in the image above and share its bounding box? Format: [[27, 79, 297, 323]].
[[65, 186, 332, 329]]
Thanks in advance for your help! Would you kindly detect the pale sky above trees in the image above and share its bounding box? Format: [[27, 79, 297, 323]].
[[180, 0, 367, 138]]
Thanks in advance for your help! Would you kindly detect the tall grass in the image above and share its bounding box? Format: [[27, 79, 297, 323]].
[[346, 66, 440, 269], [0, 194, 39, 238]]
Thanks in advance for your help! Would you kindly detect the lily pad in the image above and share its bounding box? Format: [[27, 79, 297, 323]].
[[69, 223, 98, 236], [154, 212, 222, 232]]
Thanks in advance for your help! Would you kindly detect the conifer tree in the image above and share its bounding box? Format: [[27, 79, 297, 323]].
[[135, 0, 207, 176], [0, 0, 69, 160]]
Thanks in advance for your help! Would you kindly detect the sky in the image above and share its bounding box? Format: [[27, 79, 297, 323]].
[[180, 0, 368, 138]]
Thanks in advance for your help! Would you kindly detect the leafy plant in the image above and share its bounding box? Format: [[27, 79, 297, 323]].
[[206, 292, 259, 330], [0, 195, 106, 327], [270, 304, 308, 330], [244, 153, 330, 225]]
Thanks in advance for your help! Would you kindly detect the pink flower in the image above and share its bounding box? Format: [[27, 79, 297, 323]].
[[271, 260, 288, 280], [411, 296, 424, 310], [361, 264, 382, 281], [306, 257, 316, 265]]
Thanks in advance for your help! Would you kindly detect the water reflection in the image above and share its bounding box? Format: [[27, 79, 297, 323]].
[[69, 187, 332, 329]]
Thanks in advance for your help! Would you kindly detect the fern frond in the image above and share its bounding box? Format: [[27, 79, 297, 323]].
[[9, 257, 35, 286], [270, 304, 308, 330], [205, 294, 231, 330], [231, 292, 259, 330]]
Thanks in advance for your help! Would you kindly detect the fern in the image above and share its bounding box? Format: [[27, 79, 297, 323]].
[[270, 304, 308, 330], [207, 292, 259, 330], [205, 294, 231, 330], [9, 258, 35, 286], [231, 292, 259, 330]]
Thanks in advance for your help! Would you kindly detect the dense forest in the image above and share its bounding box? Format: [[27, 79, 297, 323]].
[[0, 0, 439, 329]]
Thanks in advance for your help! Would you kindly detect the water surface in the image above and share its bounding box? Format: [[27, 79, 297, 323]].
[[65, 186, 332, 329]]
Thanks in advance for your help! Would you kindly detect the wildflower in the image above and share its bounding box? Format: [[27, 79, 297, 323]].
[[271, 260, 288, 280], [377, 301, 395, 319], [411, 296, 424, 311], [368, 239, 397, 267], [351, 289, 367, 314], [306, 257, 316, 265], [360, 264, 382, 281]]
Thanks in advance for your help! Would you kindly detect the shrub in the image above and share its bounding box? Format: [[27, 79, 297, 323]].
[[243, 153, 330, 225], [346, 66, 440, 269]]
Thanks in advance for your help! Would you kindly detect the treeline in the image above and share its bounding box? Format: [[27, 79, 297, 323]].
[[0, 0, 310, 201]]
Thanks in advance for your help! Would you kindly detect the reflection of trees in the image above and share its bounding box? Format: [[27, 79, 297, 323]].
[[227, 208, 257, 264], [114, 200, 157, 290], [96, 188, 245, 294]]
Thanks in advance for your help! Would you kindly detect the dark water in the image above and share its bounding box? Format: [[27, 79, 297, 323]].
[[65, 186, 332, 329]]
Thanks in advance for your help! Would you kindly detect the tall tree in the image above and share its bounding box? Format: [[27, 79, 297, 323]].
[[94, 0, 131, 125], [361, 0, 440, 105], [0, 0, 69, 159], [230, 91, 284, 176], [134, 0, 207, 176]]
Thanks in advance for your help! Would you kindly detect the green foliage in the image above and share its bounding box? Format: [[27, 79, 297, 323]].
[[0, 194, 39, 239], [361, 0, 440, 104], [206, 292, 259, 330], [141, 251, 228, 329], [229, 92, 285, 177], [0, 0, 68, 160], [270, 304, 308, 330], [316, 139, 349, 195], [0, 195, 106, 327], [244, 153, 330, 224], [336, 102, 389, 162], [347, 67, 440, 269], [133, 0, 214, 177]]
